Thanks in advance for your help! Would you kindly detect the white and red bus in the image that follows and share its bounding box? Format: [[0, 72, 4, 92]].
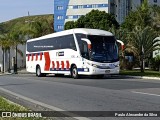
[[26, 28, 123, 79]]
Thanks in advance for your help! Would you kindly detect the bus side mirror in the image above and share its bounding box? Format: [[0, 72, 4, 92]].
[[81, 38, 91, 50], [117, 40, 124, 50]]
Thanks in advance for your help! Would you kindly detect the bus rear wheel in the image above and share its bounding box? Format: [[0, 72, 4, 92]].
[[71, 65, 79, 79]]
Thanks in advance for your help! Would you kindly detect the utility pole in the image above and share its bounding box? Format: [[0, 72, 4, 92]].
[[28, 11, 30, 16]]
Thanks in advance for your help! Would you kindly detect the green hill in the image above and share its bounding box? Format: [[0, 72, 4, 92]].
[[0, 14, 54, 33]]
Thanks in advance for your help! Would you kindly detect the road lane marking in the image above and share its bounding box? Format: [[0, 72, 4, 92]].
[[132, 91, 160, 97], [0, 87, 91, 120]]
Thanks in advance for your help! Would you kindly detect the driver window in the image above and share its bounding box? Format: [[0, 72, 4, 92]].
[[80, 41, 89, 59]]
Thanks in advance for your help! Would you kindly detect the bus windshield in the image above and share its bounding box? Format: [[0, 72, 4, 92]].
[[87, 35, 118, 63]]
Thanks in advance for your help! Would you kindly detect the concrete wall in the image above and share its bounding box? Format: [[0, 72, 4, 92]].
[[0, 45, 26, 72]]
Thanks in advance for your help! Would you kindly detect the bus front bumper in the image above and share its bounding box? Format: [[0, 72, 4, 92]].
[[78, 67, 120, 75]]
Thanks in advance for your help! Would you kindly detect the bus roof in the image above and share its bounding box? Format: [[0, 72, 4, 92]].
[[73, 28, 113, 36], [27, 28, 113, 42]]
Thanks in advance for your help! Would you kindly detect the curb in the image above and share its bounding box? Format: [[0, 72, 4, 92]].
[[0, 73, 12, 76], [0, 72, 34, 75], [17, 72, 34, 74], [122, 75, 160, 80]]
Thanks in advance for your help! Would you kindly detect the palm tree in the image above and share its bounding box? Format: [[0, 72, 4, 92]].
[[34, 19, 53, 36], [0, 34, 13, 72], [9, 31, 25, 73], [21, 19, 53, 39], [109, 27, 138, 69], [130, 27, 160, 72], [109, 27, 138, 55], [0, 30, 25, 73]]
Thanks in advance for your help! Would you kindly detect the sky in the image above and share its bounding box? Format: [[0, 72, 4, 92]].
[[0, 0, 53, 23]]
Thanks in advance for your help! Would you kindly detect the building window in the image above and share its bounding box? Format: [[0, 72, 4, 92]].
[[154, 0, 157, 3], [57, 6, 63, 10], [92, 4, 98, 8], [78, 15, 81, 18], [67, 4, 108, 9], [73, 15, 78, 19], [73, 5, 78, 9], [78, 5, 83, 9], [87, 5, 90, 7], [57, 16, 63, 20], [57, 25, 63, 29], [67, 15, 82, 19], [68, 5, 73, 9], [98, 4, 108, 8], [67, 15, 73, 19]]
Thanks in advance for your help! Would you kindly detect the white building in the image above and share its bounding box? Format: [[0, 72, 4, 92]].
[[153, 37, 160, 58], [54, 0, 160, 32]]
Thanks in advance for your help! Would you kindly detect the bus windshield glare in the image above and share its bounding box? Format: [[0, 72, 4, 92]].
[[87, 35, 118, 63]]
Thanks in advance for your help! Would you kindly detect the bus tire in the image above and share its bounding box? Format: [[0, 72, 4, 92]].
[[36, 65, 42, 77], [71, 65, 79, 79]]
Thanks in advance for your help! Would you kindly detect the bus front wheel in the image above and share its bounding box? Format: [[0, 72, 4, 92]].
[[71, 65, 79, 79]]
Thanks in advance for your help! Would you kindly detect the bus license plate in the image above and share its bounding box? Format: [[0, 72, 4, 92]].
[[105, 70, 110, 73]]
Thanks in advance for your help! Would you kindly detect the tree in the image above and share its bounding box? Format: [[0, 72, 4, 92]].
[[130, 27, 160, 72], [150, 55, 160, 71], [0, 31, 25, 73], [0, 33, 14, 72], [121, 0, 152, 31], [64, 21, 76, 30], [65, 10, 119, 30], [21, 19, 53, 39], [152, 5, 160, 32], [109, 27, 138, 69], [31, 19, 53, 37], [9, 31, 25, 73]]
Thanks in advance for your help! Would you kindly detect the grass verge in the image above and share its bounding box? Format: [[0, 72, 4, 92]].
[[120, 70, 160, 77], [0, 97, 44, 120]]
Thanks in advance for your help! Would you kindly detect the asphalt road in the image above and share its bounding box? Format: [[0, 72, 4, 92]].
[[0, 74, 160, 120]]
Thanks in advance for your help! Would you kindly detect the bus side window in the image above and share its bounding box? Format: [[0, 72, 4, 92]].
[[70, 42, 76, 51]]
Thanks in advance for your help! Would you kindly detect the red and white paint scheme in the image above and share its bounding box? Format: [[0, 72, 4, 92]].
[[26, 28, 123, 79]]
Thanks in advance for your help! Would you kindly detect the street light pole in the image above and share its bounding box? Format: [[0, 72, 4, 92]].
[[141, 45, 144, 73], [14, 45, 18, 74]]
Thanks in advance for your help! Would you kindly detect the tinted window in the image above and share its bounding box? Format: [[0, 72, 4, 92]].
[[57, 35, 76, 51], [27, 34, 76, 52]]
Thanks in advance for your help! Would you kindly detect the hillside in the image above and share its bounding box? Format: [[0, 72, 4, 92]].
[[0, 14, 54, 33]]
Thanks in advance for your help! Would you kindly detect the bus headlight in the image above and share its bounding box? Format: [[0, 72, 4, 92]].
[[93, 64, 98, 67], [87, 62, 98, 68], [114, 64, 119, 67]]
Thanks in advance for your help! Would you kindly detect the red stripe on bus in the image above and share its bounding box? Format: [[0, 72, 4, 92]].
[[31, 54, 34, 61], [61, 61, 64, 70], [36, 54, 38, 61], [44, 52, 51, 71], [66, 61, 70, 70], [27, 54, 30, 61], [56, 61, 59, 70], [52, 61, 55, 70], [40, 53, 42, 61]]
